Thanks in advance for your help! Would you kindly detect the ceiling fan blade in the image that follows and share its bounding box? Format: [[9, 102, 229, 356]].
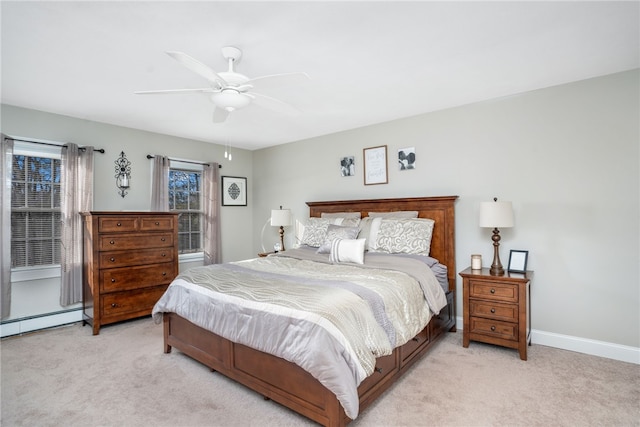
[[248, 92, 302, 116], [212, 107, 230, 123], [166, 51, 227, 88], [134, 88, 214, 95], [245, 72, 310, 92]]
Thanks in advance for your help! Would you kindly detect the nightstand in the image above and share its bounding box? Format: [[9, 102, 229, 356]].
[[459, 267, 533, 360]]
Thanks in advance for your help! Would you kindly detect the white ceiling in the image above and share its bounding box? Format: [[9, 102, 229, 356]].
[[2, 1, 638, 151]]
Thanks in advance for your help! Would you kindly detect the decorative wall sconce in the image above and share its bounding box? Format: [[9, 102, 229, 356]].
[[114, 151, 131, 198]]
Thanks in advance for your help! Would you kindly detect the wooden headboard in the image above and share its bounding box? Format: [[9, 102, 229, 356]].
[[306, 196, 458, 292]]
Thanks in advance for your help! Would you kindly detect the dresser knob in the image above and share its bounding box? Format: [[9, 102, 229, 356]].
[[111, 303, 118, 308], [490, 289, 496, 294], [109, 240, 115, 245], [490, 308, 496, 313], [491, 326, 496, 331], [162, 253, 166, 257], [110, 257, 115, 262], [117, 222, 121, 227], [111, 278, 116, 283], [161, 237, 166, 242], [155, 222, 160, 225], [162, 272, 167, 276]]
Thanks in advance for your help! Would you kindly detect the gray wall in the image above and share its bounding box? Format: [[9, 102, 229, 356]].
[[253, 69, 640, 348]]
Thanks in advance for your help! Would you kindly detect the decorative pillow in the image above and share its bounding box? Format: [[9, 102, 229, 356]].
[[329, 238, 366, 264], [368, 211, 419, 218], [299, 218, 331, 247], [316, 225, 360, 254], [369, 218, 435, 256], [321, 212, 361, 219]]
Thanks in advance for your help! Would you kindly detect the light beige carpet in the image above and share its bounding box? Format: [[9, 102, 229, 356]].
[[1, 317, 638, 427]]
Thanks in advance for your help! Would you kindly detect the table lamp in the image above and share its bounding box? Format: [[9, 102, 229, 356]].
[[270, 206, 292, 252], [479, 197, 514, 275]]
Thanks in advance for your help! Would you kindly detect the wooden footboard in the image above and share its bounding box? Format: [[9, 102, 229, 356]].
[[163, 291, 455, 426]]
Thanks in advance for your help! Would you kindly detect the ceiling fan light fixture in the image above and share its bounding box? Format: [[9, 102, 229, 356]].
[[211, 89, 251, 111]]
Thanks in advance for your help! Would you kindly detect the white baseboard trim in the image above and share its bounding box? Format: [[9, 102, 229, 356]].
[[455, 317, 639, 365], [0, 309, 83, 338]]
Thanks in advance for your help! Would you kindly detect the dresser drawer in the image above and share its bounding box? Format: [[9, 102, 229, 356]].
[[99, 233, 174, 251], [469, 280, 518, 303], [99, 248, 174, 268], [99, 217, 138, 233], [101, 286, 167, 318], [470, 317, 518, 341], [100, 263, 175, 292], [470, 300, 518, 322], [140, 216, 175, 231]]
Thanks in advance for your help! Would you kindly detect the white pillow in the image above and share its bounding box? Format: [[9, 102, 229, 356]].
[[316, 225, 360, 254], [369, 218, 435, 256], [329, 238, 366, 264], [299, 217, 361, 248]]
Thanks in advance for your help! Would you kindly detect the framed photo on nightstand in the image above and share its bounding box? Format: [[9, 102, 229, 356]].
[[508, 250, 528, 273]]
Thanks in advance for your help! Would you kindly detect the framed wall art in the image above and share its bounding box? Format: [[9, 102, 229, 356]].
[[221, 176, 247, 206], [363, 145, 388, 185], [508, 250, 529, 273]]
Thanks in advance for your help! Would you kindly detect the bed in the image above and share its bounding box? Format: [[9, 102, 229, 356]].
[[153, 196, 457, 426]]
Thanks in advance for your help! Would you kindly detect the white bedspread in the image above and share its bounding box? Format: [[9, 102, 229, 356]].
[[152, 249, 447, 419]]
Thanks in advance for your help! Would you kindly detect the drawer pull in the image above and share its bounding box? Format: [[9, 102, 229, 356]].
[[109, 240, 115, 245], [155, 221, 160, 225], [162, 272, 167, 276], [374, 367, 383, 374], [117, 222, 121, 227], [490, 326, 496, 331], [161, 237, 166, 242], [412, 337, 420, 343], [490, 289, 496, 294], [110, 257, 115, 262], [490, 308, 496, 313], [162, 253, 166, 257], [111, 303, 118, 308], [111, 278, 116, 283]]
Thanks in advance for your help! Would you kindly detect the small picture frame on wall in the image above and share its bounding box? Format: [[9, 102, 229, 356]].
[[221, 176, 247, 206], [508, 250, 529, 273], [398, 147, 416, 170], [363, 145, 388, 185], [340, 156, 355, 177]]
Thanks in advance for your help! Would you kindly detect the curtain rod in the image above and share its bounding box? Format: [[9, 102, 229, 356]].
[[146, 154, 222, 168], [5, 137, 105, 153]]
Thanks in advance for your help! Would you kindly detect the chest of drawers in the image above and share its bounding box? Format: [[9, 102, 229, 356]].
[[459, 267, 533, 360], [82, 212, 178, 335]]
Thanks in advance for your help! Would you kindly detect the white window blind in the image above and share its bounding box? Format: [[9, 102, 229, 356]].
[[11, 154, 62, 268], [169, 166, 203, 254]]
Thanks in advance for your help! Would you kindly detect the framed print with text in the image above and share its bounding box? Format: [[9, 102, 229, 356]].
[[222, 176, 247, 206], [363, 145, 388, 185]]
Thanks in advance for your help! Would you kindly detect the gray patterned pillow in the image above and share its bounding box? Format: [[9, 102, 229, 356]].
[[369, 218, 435, 256], [300, 218, 331, 247], [316, 225, 360, 254]]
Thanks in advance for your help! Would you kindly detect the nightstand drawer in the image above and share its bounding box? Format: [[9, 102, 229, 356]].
[[470, 300, 518, 322], [470, 317, 518, 341], [469, 280, 518, 303]]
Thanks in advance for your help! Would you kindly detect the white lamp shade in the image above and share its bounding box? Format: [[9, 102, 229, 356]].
[[479, 201, 514, 228], [271, 209, 292, 227]]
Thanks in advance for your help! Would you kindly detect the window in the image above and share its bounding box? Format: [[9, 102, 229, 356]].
[[169, 167, 202, 254], [11, 154, 62, 268]]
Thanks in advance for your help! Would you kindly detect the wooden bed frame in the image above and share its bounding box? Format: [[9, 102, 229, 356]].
[[162, 196, 458, 426]]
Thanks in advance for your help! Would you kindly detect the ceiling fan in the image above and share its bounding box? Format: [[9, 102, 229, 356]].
[[135, 46, 309, 123]]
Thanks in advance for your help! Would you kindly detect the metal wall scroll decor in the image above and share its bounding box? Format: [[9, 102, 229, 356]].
[[114, 151, 131, 198]]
